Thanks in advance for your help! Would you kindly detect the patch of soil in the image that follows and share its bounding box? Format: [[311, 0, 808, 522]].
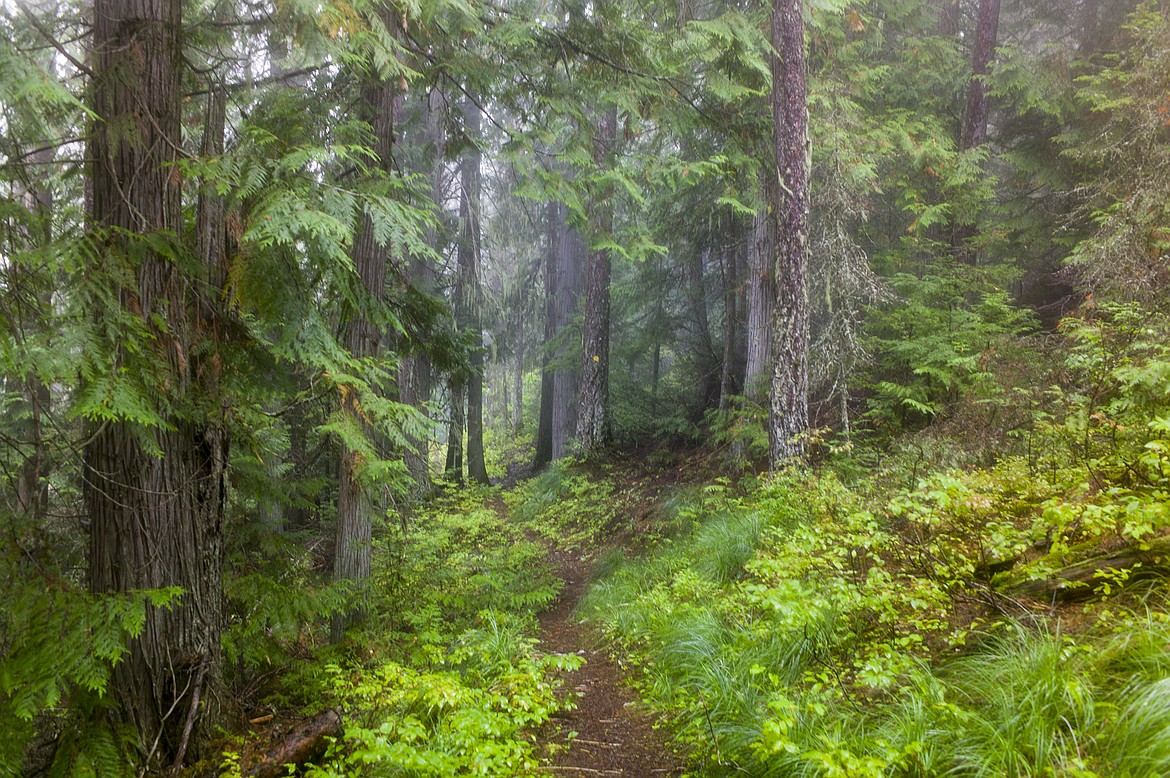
[[537, 548, 686, 777]]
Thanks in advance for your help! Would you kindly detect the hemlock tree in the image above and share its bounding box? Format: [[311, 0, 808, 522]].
[[577, 106, 617, 453], [461, 95, 490, 485], [534, 196, 584, 467], [768, 0, 811, 466], [84, 0, 226, 759]]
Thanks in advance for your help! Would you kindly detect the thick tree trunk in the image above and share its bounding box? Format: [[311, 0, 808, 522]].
[[86, 0, 226, 761], [577, 108, 617, 452], [744, 190, 775, 405], [769, 0, 811, 467], [461, 97, 490, 485], [333, 56, 397, 641], [959, 0, 1002, 153]]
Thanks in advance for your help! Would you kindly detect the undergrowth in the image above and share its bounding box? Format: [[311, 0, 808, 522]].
[[577, 306, 1170, 776], [217, 483, 581, 777]]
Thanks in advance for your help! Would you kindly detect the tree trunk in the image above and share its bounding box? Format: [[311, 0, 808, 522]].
[[513, 306, 524, 432], [719, 244, 741, 410], [959, 0, 1002, 153], [577, 108, 617, 453], [952, 0, 1001, 261], [938, 0, 961, 36], [744, 188, 775, 405], [535, 198, 584, 466], [86, 0, 226, 761], [399, 87, 446, 497], [688, 246, 720, 414], [769, 0, 811, 467], [445, 375, 465, 482], [461, 97, 490, 485], [333, 51, 397, 641]]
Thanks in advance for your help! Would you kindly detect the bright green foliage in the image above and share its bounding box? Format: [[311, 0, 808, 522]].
[[376, 486, 562, 642], [0, 558, 179, 774], [506, 460, 621, 554], [306, 614, 581, 777], [579, 454, 1170, 776]]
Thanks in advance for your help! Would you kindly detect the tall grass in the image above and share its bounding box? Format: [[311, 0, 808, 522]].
[[580, 476, 1170, 777]]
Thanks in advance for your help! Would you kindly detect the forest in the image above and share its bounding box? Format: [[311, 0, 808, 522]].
[[3, 0, 1170, 773]]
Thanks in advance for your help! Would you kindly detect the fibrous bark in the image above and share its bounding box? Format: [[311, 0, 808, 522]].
[[333, 46, 397, 640], [768, 0, 811, 466], [959, 0, 1002, 153], [87, 0, 226, 760]]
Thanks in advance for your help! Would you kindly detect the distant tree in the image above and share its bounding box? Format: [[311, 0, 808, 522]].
[[535, 196, 585, 466], [577, 107, 617, 452], [461, 95, 490, 484], [333, 6, 400, 639]]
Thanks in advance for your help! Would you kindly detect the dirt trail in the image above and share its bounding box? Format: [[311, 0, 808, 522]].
[[537, 548, 685, 778]]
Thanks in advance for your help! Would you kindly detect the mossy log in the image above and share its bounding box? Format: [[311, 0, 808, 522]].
[[242, 710, 342, 778], [1002, 536, 1170, 603], [183, 710, 342, 778]]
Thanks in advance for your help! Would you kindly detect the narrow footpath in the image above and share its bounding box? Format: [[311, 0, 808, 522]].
[[537, 549, 686, 777]]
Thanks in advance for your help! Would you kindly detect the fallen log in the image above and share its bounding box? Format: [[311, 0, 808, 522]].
[[1002, 536, 1170, 603], [182, 710, 342, 778], [242, 710, 342, 778]]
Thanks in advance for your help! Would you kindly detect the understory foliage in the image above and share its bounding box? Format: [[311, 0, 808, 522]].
[[216, 484, 582, 777], [576, 306, 1170, 776], [3, 0, 1170, 770]]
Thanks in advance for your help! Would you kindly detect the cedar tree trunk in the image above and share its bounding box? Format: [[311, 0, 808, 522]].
[[333, 58, 396, 640], [86, 0, 226, 762]]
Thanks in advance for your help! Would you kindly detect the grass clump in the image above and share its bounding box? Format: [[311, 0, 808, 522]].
[[580, 467, 1170, 777]]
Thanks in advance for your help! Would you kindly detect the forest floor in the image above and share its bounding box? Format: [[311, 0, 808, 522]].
[[536, 545, 686, 778]]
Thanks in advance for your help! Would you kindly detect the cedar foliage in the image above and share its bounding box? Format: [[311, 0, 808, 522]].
[[2, 0, 1170, 772]]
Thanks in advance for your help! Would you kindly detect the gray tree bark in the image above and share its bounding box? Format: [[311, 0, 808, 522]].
[[86, 0, 226, 761], [688, 245, 721, 413], [719, 243, 743, 410], [577, 107, 617, 452], [745, 184, 775, 405], [333, 40, 397, 640], [534, 198, 584, 466], [461, 97, 490, 485], [769, 0, 811, 466], [399, 87, 446, 497]]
